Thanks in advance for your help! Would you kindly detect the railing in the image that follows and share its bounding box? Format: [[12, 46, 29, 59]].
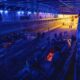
[[0, 17, 69, 35], [15, 39, 73, 79], [57, 42, 76, 80]]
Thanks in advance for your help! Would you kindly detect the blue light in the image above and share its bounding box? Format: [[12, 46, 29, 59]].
[[17, 11, 24, 15], [33, 12, 37, 14], [21, 11, 24, 14], [0, 10, 3, 14], [27, 11, 32, 15], [17, 11, 21, 15], [4, 10, 8, 14], [39, 12, 43, 15]]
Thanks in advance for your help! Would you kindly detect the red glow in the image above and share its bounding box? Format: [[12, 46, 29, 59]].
[[47, 52, 54, 62], [75, 16, 78, 18]]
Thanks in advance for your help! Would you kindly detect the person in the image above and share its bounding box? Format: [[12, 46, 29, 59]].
[[53, 33, 58, 41], [63, 22, 64, 25], [69, 25, 72, 29], [52, 33, 61, 51], [42, 32, 45, 37], [58, 32, 63, 41], [63, 31, 69, 40], [71, 35, 76, 46], [36, 32, 41, 39]]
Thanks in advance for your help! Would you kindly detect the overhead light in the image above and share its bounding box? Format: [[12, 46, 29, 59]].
[[27, 11, 31, 15], [39, 12, 43, 15], [34, 12, 37, 14], [17, 11, 24, 15], [0, 10, 3, 14], [17, 11, 20, 15], [4, 10, 8, 14]]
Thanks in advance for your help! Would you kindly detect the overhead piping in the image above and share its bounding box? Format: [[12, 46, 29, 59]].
[[58, 0, 73, 9]]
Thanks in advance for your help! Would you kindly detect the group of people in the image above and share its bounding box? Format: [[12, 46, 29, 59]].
[[52, 32, 76, 50], [54, 32, 76, 41], [36, 31, 76, 47]]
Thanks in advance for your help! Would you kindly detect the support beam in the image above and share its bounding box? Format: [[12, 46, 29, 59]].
[[77, 15, 80, 80]]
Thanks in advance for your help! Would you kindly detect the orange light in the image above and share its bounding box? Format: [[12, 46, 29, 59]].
[[47, 52, 54, 62], [67, 39, 71, 47], [75, 16, 78, 18]]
